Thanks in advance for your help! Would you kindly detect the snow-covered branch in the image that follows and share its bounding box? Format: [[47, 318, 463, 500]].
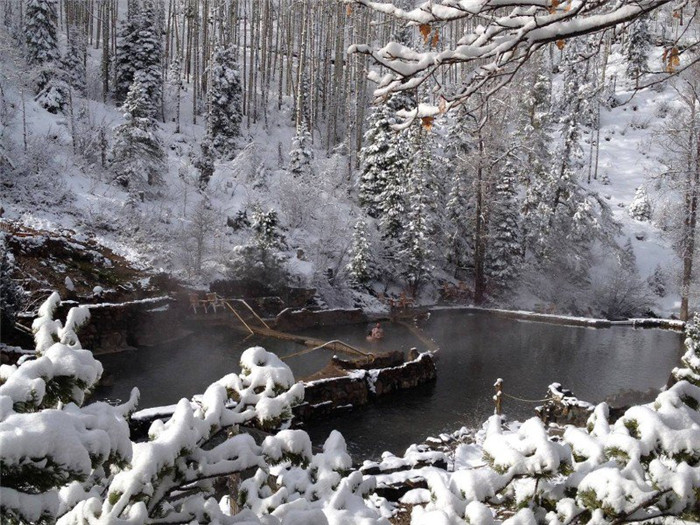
[[348, 0, 683, 115]]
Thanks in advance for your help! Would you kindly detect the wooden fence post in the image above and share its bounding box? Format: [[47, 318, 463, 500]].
[[494, 378, 503, 415]]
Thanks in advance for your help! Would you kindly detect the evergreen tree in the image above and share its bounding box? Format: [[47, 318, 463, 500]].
[[206, 44, 242, 159], [358, 93, 413, 218], [521, 43, 617, 304], [624, 16, 650, 85], [398, 123, 442, 294], [251, 207, 284, 251], [647, 264, 667, 297], [110, 79, 165, 190], [289, 122, 313, 179], [444, 107, 476, 278], [519, 60, 553, 256], [115, 6, 140, 102], [628, 185, 652, 221], [62, 25, 87, 96], [24, 0, 68, 112], [486, 160, 522, 291], [620, 237, 637, 271], [400, 157, 433, 295], [24, 0, 60, 67], [34, 76, 70, 114], [168, 55, 184, 133], [445, 170, 474, 277], [347, 219, 372, 287], [545, 47, 593, 263], [115, 0, 163, 115]]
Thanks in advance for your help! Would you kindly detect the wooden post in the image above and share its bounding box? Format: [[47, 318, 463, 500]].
[[494, 378, 503, 415]]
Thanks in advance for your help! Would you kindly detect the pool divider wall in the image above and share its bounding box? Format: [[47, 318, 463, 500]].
[[292, 350, 437, 424]]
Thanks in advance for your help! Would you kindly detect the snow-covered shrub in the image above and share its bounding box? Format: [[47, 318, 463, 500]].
[[177, 198, 220, 277], [592, 263, 653, 319], [3, 293, 361, 524], [0, 293, 135, 523], [226, 244, 289, 293], [673, 313, 700, 386]]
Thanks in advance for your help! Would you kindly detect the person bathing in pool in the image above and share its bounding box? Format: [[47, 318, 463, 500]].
[[366, 322, 384, 341]]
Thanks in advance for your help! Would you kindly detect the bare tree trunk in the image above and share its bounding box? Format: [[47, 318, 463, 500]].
[[681, 102, 699, 321], [101, 0, 110, 102], [295, 0, 308, 131], [474, 136, 486, 304], [21, 89, 28, 153]]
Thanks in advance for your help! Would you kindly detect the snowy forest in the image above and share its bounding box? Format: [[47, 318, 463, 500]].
[[2, 0, 700, 523]]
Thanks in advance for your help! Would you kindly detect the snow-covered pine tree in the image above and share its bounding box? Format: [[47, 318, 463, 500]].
[[193, 139, 216, 190], [24, 0, 69, 113], [346, 218, 372, 287], [358, 92, 413, 218], [167, 55, 183, 133], [115, 0, 163, 116], [486, 160, 522, 292], [289, 121, 313, 179], [519, 58, 554, 257], [110, 79, 165, 190], [400, 169, 433, 296], [24, 0, 60, 67], [624, 15, 650, 86], [398, 122, 442, 295], [628, 185, 652, 221], [115, 2, 141, 102], [251, 206, 284, 251], [620, 237, 637, 271], [444, 107, 476, 278], [34, 76, 71, 114], [206, 44, 242, 160], [548, 46, 590, 245], [647, 264, 667, 297], [62, 25, 87, 96]]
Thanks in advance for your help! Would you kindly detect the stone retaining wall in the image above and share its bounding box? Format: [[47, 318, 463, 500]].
[[57, 297, 182, 354]]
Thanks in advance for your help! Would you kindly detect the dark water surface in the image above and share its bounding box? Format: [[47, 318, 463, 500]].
[[96, 311, 683, 460]]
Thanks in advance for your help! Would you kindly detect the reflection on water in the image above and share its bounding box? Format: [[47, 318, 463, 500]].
[[95, 311, 683, 461]]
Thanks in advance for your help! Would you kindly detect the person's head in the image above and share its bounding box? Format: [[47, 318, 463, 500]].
[[376, 322, 381, 328]]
